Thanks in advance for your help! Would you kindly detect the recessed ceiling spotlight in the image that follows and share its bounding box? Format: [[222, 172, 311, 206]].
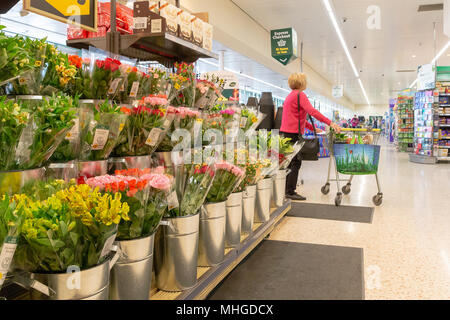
[[412, 55, 417, 58]]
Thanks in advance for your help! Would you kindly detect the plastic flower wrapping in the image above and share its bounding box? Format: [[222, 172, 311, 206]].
[[174, 164, 216, 218], [157, 106, 202, 152], [113, 95, 172, 157], [239, 107, 266, 135], [14, 94, 78, 170], [67, 53, 92, 99], [0, 98, 31, 171], [206, 161, 246, 203], [194, 76, 224, 110], [171, 62, 196, 107], [0, 194, 24, 289], [90, 56, 122, 100], [268, 135, 303, 170], [85, 168, 172, 240], [78, 101, 128, 161], [12, 184, 130, 273]]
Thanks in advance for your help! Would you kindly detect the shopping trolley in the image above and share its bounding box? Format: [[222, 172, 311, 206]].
[[320, 128, 383, 206]]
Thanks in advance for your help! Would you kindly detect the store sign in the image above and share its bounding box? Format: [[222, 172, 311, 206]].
[[23, 0, 98, 32], [417, 64, 436, 91], [201, 71, 239, 101], [271, 28, 298, 65], [332, 85, 344, 98]]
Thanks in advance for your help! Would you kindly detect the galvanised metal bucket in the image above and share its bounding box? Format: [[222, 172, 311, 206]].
[[152, 151, 187, 200], [77, 160, 108, 180], [108, 155, 152, 174], [255, 178, 272, 223], [154, 213, 200, 292], [110, 233, 155, 300], [46, 162, 78, 182], [0, 167, 45, 195], [198, 202, 226, 267], [242, 185, 257, 235], [225, 192, 243, 248], [29, 259, 111, 300], [272, 170, 287, 207]]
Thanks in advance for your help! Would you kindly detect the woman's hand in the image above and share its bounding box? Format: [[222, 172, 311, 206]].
[[330, 122, 342, 133]]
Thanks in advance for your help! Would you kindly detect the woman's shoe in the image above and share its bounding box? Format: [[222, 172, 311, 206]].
[[286, 192, 307, 201]]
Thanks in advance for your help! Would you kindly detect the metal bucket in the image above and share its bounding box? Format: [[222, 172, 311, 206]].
[[46, 162, 78, 182], [154, 213, 200, 292], [255, 178, 272, 223], [242, 185, 257, 235], [77, 160, 108, 180], [152, 151, 187, 200], [272, 170, 287, 207], [29, 259, 111, 300], [198, 202, 226, 267], [225, 192, 243, 248], [110, 233, 155, 300], [0, 167, 45, 195], [108, 155, 152, 174]]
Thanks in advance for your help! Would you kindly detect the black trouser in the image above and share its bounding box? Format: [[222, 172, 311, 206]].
[[281, 132, 302, 195]]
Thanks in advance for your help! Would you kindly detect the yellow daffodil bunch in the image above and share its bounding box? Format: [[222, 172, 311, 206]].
[[12, 184, 130, 273]]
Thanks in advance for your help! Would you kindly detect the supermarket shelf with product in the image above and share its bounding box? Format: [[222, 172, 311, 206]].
[[434, 82, 450, 160], [396, 93, 414, 153]]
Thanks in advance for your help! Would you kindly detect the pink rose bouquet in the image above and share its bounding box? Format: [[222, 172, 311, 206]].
[[206, 161, 245, 203]]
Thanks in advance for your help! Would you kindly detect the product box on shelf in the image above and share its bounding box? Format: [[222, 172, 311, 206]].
[[178, 9, 193, 42], [191, 15, 204, 47], [203, 22, 213, 51], [160, 0, 179, 36], [87, 26, 108, 38], [133, 1, 166, 35], [67, 25, 88, 40]]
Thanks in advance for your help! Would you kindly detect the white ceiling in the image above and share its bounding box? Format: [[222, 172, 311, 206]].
[[232, 0, 450, 105]]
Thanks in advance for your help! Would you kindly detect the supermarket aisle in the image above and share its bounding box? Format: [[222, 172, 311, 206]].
[[270, 140, 450, 300]]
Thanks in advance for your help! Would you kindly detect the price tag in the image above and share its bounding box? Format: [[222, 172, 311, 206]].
[[240, 117, 247, 128], [133, 17, 147, 30], [0, 237, 18, 286], [145, 128, 163, 146], [119, 81, 125, 92], [99, 234, 116, 262], [91, 129, 110, 150], [66, 118, 80, 141], [108, 78, 122, 95], [151, 19, 162, 33], [167, 191, 179, 210], [129, 81, 140, 98]]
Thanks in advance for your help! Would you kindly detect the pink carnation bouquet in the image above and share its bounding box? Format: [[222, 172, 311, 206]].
[[206, 161, 246, 203], [85, 168, 173, 239]]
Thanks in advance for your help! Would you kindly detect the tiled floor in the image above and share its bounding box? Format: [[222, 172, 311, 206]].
[[269, 139, 450, 299]]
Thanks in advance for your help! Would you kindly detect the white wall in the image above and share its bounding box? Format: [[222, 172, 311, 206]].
[[354, 105, 388, 117], [181, 0, 355, 111]]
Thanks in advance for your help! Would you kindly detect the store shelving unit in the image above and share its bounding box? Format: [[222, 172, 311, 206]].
[[434, 82, 450, 161], [396, 95, 414, 152], [413, 90, 436, 162], [151, 201, 291, 300]]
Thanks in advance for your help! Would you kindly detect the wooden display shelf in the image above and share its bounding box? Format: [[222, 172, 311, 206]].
[[150, 201, 292, 300], [67, 32, 218, 64]]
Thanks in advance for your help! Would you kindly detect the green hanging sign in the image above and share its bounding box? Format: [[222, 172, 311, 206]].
[[271, 28, 298, 65]]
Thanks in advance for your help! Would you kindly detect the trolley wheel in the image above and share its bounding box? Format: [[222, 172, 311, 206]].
[[342, 184, 351, 195], [321, 183, 330, 195], [372, 194, 383, 206], [335, 193, 343, 206]]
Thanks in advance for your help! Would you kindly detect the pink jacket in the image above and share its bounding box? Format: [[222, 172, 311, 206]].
[[280, 90, 332, 134]]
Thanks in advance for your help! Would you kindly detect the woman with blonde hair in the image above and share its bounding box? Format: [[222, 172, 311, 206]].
[[280, 73, 341, 201]]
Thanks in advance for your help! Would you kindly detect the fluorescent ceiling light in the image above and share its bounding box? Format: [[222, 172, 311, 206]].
[[199, 58, 290, 93], [322, 0, 359, 78], [358, 79, 371, 106], [409, 78, 417, 88]]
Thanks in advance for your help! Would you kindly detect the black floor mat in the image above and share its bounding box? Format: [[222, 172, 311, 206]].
[[288, 202, 374, 223], [208, 240, 364, 300]]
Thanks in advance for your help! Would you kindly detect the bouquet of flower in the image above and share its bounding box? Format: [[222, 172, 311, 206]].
[[79, 101, 128, 161], [147, 67, 168, 96], [65, 54, 92, 98], [268, 135, 303, 170], [0, 194, 25, 289], [0, 98, 31, 171], [206, 161, 245, 203], [194, 75, 225, 110], [13, 184, 130, 273], [91, 57, 122, 100], [157, 106, 201, 152], [15, 94, 77, 170], [85, 170, 171, 240], [240, 107, 266, 135], [40, 49, 77, 96], [176, 164, 216, 217], [171, 62, 196, 107], [113, 95, 171, 156], [0, 26, 36, 87], [8, 37, 48, 95]]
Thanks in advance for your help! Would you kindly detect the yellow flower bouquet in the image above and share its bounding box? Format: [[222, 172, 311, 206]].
[[13, 184, 130, 273]]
